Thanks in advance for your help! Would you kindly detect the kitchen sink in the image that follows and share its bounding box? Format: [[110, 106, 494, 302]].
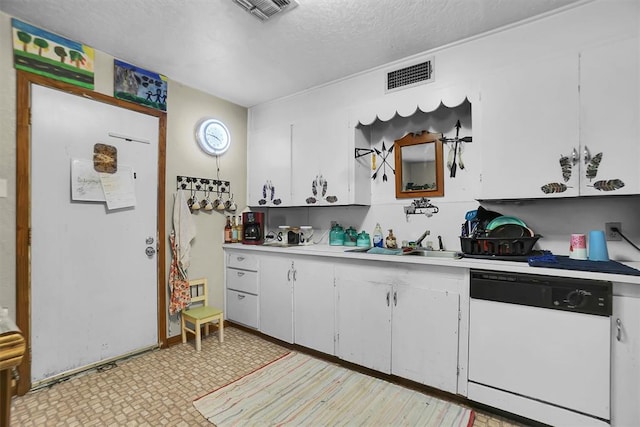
[[345, 247, 462, 259], [404, 249, 462, 259]]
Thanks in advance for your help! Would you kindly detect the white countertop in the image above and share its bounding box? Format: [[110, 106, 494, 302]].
[[224, 243, 640, 285]]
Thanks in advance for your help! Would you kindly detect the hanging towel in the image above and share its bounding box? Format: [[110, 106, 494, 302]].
[[169, 230, 191, 315], [172, 190, 196, 272]]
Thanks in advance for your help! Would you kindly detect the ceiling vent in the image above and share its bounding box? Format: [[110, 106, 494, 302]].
[[386, 57, 435, 93], [233, 0, 299, 21]]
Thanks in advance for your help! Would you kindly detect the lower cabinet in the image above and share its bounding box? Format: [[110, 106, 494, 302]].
[[335, 262, 462, 393], [611, 293, 640, 426], [258, 254, 336, 354], [225, 250, 463, 395], [259, 255, 294, 343], [293, 258, 335, 355]]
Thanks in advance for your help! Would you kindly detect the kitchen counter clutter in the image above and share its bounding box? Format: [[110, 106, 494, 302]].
[[223, 243, 640, 285], [223, 243, 640, 426]]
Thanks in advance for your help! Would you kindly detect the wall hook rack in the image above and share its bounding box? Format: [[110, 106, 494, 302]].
[[176, 175, 231, 196]]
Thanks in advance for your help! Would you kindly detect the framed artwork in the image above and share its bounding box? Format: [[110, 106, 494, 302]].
[[114, 59, 167, 111], [12, 18, 94, 89]]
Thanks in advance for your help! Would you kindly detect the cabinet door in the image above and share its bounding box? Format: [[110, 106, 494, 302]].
[[293, 258, 335, 355], [247, 123, 292, 206], [478, 54, 579, 199], [259, 256, 293, 343], [579, 37, 639, 196], [336, 265, 392, 373], [611, 295, 640, 426], [392, 284, 460, 393], [290, 111, 350, 206]]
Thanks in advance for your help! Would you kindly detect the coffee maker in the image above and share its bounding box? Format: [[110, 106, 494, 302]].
[[242, 211, 264, 245]]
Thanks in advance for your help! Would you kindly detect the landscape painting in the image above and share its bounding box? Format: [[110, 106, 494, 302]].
[[12, 18, 94, 89], [114, 59, 167, 111]]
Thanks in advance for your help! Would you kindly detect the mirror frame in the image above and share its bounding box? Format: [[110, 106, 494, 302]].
[[394, 130, 444, 199]]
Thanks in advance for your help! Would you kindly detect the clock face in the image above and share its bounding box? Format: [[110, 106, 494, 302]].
[[195, 118, 231, 155]]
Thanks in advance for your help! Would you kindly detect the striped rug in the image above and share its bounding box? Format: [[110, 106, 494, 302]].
[[194, 352, 475, 426]]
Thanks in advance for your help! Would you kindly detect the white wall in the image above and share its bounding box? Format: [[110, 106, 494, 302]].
[[0, 11, 248, 335], [252, 0, 640, 263]]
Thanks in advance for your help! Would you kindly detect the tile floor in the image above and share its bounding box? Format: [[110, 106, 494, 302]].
[[10, 326, 526, 426]]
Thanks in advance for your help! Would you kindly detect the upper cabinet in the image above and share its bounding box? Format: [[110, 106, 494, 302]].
[[477, 53, 580, 199], [248, 107, 371, 207], [578, 37, 639, 196], [247, 122, 292, 207], [478, 36, 639, 199], [290, 111, 350, 206]]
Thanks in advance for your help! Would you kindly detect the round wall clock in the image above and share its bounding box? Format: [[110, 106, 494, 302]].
[[195, 118, 231, 156]]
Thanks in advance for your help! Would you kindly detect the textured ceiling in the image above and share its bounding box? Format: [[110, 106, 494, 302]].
[[0, 0, 583, 107]]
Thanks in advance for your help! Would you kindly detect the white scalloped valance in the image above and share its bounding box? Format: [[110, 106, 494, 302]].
[[356, 86, 470, 126]]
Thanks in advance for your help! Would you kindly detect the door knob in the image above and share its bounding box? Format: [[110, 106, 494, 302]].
[[145, 246, 156, 256]]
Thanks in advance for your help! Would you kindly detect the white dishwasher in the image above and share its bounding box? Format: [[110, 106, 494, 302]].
[[468, 270, 612, 427]]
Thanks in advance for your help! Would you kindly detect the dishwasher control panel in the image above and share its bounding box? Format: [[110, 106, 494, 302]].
[[470, 270, 612, 316]]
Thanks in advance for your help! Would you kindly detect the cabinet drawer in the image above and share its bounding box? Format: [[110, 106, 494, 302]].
[[226, 268, 258, 294], [226, 290, 258, 329], [227, 252, 258, 271]]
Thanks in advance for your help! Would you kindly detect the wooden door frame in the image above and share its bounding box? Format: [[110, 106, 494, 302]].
[[15, 71, 168, 395]]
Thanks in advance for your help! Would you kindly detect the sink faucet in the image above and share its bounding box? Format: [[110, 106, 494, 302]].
[[415, 229, 430, 247]]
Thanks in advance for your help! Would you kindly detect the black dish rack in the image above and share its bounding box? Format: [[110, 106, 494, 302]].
[[460, 235, 541, 256]]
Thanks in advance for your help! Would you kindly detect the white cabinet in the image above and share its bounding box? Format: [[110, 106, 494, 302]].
[[247, 109, 370, 207], [578, 37, 639, 196], [611, 294, 640, 427], [259, 255, 294, 343], [247, 122, 292, 206], [478, 53, 579, 199], [335, 264, 394, 373], [291, 111, 352, 206], [225, 251, 259, 329], [259, 254, 336, 352], [293, 258, 336, 355], [478, 37, 639, 199], [336, 262, 461, 393]]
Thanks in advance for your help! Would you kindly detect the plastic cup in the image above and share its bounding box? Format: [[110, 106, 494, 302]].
[[588, 230, 609, 261], [569, 233, 587, 260]]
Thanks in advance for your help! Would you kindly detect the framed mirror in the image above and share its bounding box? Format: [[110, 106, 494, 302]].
[[394, 130, 444, 198]]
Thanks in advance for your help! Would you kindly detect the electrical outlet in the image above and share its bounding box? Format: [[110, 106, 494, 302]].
[[605, 222, 622, 241]]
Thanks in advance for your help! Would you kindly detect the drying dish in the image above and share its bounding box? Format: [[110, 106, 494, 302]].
[[487, 224, 530, 238], [485, 215, 527, 231]]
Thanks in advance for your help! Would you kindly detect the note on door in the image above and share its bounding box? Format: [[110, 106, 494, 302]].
[[100, 165, 136, 210], [71, 158, 136, 209]]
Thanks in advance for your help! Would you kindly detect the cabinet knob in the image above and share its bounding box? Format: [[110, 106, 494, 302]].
[[237, 294, 245, 300], [616, 318, 622, 342], [583, 146, 591, 165], [237, 271, 245, 277], [237, 256, 245, 261], [386, 291, 390, 306], [571, 147, 579, 166]]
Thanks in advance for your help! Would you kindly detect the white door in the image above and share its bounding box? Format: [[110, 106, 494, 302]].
[[30, 85, 159, 385], [611, 296, 640, 426], [247, 123, 292, 206], [293, 258, 335, 355], [336, 264, 392, 373], [392, 284, 459, 393], [579, 37, 639, 196], [259, 255, 294, 343], [478, 53, 580, 199]]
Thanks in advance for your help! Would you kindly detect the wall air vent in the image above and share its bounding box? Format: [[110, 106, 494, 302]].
[[386, 57, 435, 93], [233, 0, 299, 21]]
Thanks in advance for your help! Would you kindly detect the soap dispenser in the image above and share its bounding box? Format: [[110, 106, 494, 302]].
[[372, 223, 384, 248], [385, 229, 397, 249]]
